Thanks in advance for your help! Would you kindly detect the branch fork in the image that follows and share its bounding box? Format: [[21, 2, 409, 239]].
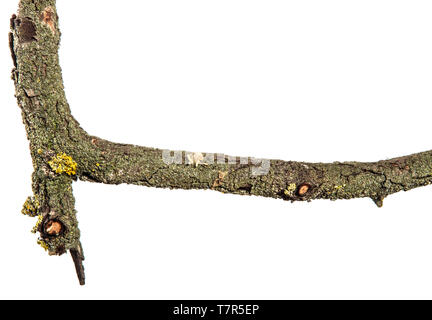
[[10, 0, 432, 284]]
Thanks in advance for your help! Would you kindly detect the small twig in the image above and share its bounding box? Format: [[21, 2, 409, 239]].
[[70, 244, 85, 286]]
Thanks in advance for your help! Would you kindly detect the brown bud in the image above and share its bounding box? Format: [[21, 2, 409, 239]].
[[297, 183, 310, 197], [44, 220, 63, 236]]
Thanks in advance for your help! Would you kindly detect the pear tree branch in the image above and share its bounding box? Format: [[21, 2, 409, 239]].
[[10, 0, 432, 285]]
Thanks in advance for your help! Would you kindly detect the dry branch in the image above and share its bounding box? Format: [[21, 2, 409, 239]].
[[10, 0, 432, 284]]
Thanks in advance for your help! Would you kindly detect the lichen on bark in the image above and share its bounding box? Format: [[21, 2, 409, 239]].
[[9, 0, 432, 285]]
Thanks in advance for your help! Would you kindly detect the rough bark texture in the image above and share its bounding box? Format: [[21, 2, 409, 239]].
[[10, 0, 432, 285]]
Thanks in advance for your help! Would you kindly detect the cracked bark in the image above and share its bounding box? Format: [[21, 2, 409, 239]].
[[10, 0, 432, 285]]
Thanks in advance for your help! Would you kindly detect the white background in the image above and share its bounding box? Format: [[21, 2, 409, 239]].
[[1, 0, 432, 299]]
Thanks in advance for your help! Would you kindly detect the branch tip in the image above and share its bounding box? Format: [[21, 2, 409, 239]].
[[70, 246, 85, 286]]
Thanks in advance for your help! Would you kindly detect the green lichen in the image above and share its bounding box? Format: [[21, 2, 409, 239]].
[[48, 152, 77, 176], [21, 196, 39, 217]]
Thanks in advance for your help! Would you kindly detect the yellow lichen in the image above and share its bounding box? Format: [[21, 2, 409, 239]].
[[334, 184, 346, 190], [48, 152, 77, 176], [284, 183, 297, 197], [22, 196, 39, 217], [37, 239, 49, 251], [37, 148, 43, 155], [32, 215, 44, 234]]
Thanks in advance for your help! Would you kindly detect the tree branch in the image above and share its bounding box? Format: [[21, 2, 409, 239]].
[[10, 0, 432, 284]]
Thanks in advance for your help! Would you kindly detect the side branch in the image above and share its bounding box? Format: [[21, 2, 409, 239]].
[[72, 138, 432, 207]]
